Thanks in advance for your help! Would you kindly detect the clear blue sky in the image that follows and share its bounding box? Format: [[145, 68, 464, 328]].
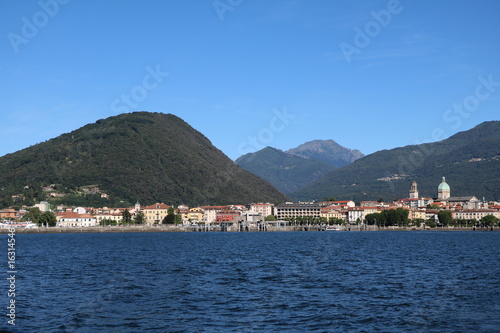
[[1, 0, 499, 160]]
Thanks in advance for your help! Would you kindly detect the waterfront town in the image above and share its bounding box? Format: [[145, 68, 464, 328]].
[[1, 177, 499, 231]]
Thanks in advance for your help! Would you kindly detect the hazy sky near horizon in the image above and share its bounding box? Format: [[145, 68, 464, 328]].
[[1, 0, 499, 160]]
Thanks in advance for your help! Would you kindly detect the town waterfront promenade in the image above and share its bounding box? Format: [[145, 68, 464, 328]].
[[1, 225, 497, 234]]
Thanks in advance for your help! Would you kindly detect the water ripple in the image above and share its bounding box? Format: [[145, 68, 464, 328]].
[[10, 231, 500, 332]]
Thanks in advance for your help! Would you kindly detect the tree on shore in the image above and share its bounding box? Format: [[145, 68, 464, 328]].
[[133, 211, 146, 224], [365, 213, 381, 225], [328, 217, 344, 225], [412, 219, 425, 228], [163, 207, 175, 224], [438, 211, 453, 226], [426, 219, 437, 228], [39, 211, 57, 227], [24, 207, 42, 224], [100, 218, 116, 226], [265, 215, 276, 221], [122, 209, 132, 224], [365, 208, 409, 227], [480, 215, 499, 227]]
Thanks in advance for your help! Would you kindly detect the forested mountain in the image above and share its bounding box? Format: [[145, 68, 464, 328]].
[[0, 112, 288, 208], [293, 121, 500, 202], [235, 140, 363, 194], [235, 147, 336, 194], [286, 139, 364, 168]]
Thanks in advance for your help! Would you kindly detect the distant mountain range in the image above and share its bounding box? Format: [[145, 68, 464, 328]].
[[0, 112, 288, 208], [235, 147, 337, 194], [293, 121, 500, 202], [286, 140, 364, 168], [1, 113, 498, 209], [235, 140, 364, 194]]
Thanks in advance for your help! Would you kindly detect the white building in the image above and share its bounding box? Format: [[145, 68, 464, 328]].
[[454, 210, 500, 221], [249, 203, 273, 218], [56, 212, 97, 227], [34, 201, 51, 212], [447, 196, 480, 210], [331, 200, 356, 208], [347, 207, 364, 224], [398, 198, 434, 209], [274, 203, 321, 220], [73, 207, 87, 214], [200, 206, 226, 224]]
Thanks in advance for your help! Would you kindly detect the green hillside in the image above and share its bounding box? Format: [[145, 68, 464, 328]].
[[0, 112, 288, 208], [293, 121, 500, 202], [235, 147, 336, 194]]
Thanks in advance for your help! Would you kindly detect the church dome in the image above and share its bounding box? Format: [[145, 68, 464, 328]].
[[438, 177, 450, 191]]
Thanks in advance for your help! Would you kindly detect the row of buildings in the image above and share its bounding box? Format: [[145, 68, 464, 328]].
[[0, 202, 274, 228], [1, 177, 499, 228]]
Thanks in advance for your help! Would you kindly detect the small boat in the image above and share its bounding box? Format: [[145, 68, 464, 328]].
[[325, 226, 340, 231]]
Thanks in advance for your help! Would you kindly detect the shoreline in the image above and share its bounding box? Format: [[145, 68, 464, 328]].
[[0, 226, 497, 234], [0, 226, 185, 234]]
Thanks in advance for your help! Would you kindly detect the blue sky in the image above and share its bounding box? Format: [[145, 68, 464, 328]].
[[1, 0, 499, 160]]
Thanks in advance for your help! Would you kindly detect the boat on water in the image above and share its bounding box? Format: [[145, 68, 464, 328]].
[[325, 226, 340, 231]]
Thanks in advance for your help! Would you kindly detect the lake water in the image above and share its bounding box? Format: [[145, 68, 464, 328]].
[[4, 231, 500, 332]]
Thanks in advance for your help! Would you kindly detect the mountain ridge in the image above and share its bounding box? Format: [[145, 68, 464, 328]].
[[292, 121, 500, 202], [0, 112, 288, 208], [286, 139, 364, 167], [235, 147, 336, 194], [235, 139, 364, 194]]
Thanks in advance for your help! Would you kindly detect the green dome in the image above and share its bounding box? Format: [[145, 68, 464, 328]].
[[438, 177, 450, 191], [438, 183, 450, 191]]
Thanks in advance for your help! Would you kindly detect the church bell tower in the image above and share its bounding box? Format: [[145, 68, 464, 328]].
[[409, 181, 419, 199]]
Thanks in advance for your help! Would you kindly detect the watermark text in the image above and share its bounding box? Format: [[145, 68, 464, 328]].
[[213, 0, 243, 21], [6, 228, 16, 326], [237, 107, 295, 155], [111, 65, 169, 114], [8, 0, 70, 54], [339, 0, 403, 63]]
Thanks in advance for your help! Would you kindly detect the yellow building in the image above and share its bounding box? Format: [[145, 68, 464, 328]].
[[362, 207, 379, 216], [320, 206, 345, 221], [143, 203, 170, 225], [186, 207, 203, 222], [95, 213, 123, 224], [409, 209, 427, 220]]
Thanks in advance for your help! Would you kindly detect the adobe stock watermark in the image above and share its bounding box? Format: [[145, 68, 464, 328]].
[[237, 107, 295, 155], [213, 0, 243, 21], [443, 74, 499, 130], [200, 107, 294, 203], [6, 228, 17, 326], [111, 65, 169, 114], [7, 0, 70, 54], [394, 73, 499, 185], [339, 0, 404, 64]]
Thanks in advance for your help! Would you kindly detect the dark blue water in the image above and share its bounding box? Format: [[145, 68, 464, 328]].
[[3, 231, 500, 332]]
